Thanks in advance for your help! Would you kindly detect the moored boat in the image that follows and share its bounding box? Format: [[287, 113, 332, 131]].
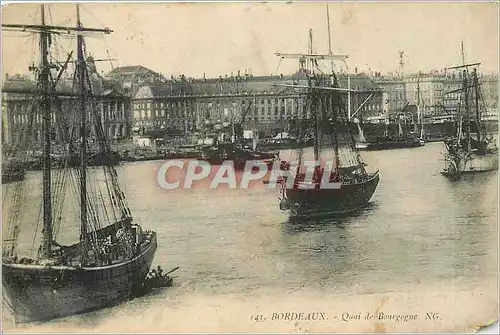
[[199, 143, 278, 170], [441, 52, 499, 180], [2, 5, 159, 324], [362, 135, 424, 151]]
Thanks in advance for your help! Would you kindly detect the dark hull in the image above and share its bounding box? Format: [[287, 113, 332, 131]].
[[284, 172, 380, 218], [257, 141, 314, 152], [2, 169, 26, 184], [363, 140, 423, 151], [26, 152, 121, 170], [198, 158, 275, 171], [2, 232, 157, 324]]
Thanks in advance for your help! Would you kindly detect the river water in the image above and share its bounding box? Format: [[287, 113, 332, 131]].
[[2, 141, 498, 332]]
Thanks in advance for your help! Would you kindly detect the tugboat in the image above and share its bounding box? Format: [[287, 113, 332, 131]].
[[256, 132, 314, 152], [441, 53, 498, 180], [199, 142, 277, 170], [2, 5, 159, 324], [275, 29, 379, 219], [363, 133, 424, 151]]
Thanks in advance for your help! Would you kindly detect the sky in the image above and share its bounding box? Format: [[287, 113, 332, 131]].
[[1, 2, 499, 79]]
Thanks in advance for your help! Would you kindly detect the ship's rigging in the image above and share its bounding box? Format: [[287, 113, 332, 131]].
[[2, 4, 158, 324], [272, 28, 379, 218], [274, 29, 366, 175], [2, 4, 133, 265], [441, 43, 498, 180]]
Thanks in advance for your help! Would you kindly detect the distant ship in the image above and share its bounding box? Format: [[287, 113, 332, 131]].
[[441, 58, 498, 180], [199, 142, 277, 170], [2, 5, 157, 324], [358, 78, 426, 151], [256, 133, 314, 152], [361, 134, 424, 151]]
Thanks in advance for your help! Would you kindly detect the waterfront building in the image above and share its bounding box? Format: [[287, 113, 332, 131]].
[[2, 70, 131, 145], [373, 75, 407, 122], [130, 72, 384, 137], [131, 79, 196, 137], [404, 72, 446, 117]]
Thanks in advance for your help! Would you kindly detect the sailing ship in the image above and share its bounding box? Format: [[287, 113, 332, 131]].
[[275, 30, 380, 218], [441, 62, 498, 180], [360, 77, 425, 151], [2, 5, 157, 323]]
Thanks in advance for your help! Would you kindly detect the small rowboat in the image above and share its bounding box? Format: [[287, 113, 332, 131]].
[[144, 274, 174, 289]]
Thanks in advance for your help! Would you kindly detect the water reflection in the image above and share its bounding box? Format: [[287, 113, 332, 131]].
[[281, 203, 378, 235]]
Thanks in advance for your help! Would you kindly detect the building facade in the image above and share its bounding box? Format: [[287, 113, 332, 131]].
[[2, 75, 131, 145], [130, 73, 384, 137]]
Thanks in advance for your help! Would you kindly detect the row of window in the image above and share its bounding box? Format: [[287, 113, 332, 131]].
[[133, 101, 195, 109]]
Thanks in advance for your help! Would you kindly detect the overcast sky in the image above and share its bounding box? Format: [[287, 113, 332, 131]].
[[2, 2, 499, 78]]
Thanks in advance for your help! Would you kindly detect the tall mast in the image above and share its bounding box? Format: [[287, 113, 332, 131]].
[[2, 5, 113, 254], [416, 76, 420, 133], [308, 29, 314, 75], [326, 4, 334, 74], [77, 5, 88, 241], [308, 29, 320, 161], [40, 4, 53, 259], [463, 69, 471, 150], [398, 51, 405, 78], [460, 41, 466, 67], [275, 33, 349, 164], [326, 6, 332, 56], [473, 68, 481, 142]]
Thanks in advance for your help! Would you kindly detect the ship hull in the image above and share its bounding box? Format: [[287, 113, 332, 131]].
[[363, 140, 423, 151], [283, 172, 380, 218], [2, 232, 157, 324], [257, 141, 314, 152], [443, 152, 498, 178], [461, 153, 499, 173], [2, 169, 26, 184]]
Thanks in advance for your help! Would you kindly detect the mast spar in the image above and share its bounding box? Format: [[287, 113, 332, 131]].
[[77, 4, 88, 242], [416, 74, 421, 135], [40, 4, 53, 259]]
